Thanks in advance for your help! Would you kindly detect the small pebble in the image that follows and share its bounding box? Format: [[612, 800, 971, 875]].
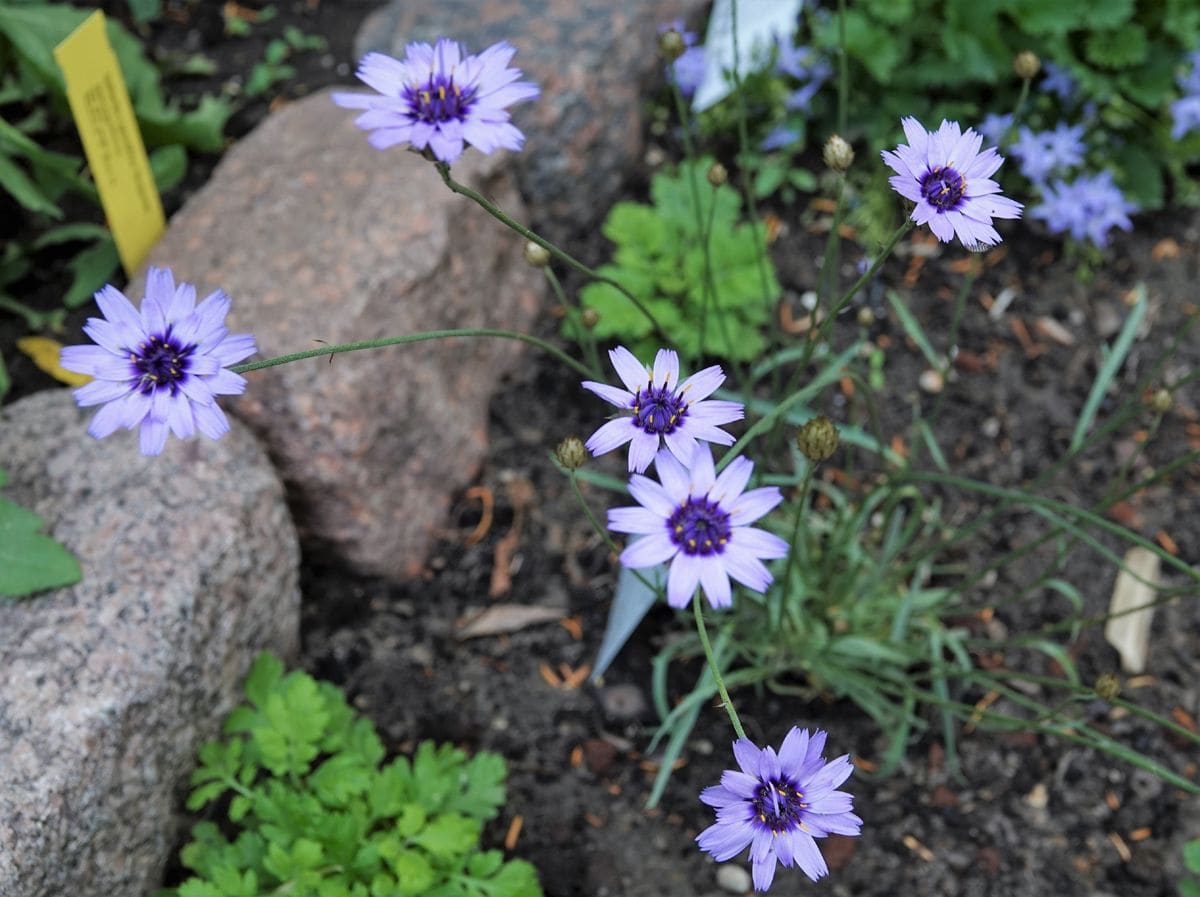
[[597, 683, 647, 721], [1025, 782, 1049, 809], [716, 863, 752, 894], [919, 369, 944, 393]]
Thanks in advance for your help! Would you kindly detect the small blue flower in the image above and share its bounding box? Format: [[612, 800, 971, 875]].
[[607, 445, 787, 609], [59, 267, 257, 456], [882, 117, 1024, 248], [1011, 123, 1086, 183], [333, 39, 539, 164], [1172, 94, 1200, 141], [1031, 171, 1137, 248], [697, 727, 863, 890], [583, 347, 743, 474], [1040, 62, 1076, 102], [978, 112, 1014, 147], [760, 125, 800, 152], [775, 39, 831, 113]]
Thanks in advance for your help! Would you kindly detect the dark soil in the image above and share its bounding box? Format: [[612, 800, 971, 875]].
[[4, 3, 1199, 897]]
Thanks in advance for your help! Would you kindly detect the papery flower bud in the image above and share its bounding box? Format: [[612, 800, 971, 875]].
[[707, 161, 728, 187], [856, 306, 875, 327], [523, 240, 551, 268], [580, 308, 599, 329], [555, 436, 588, 470], [823, 134, 854, 172], [1094, 673, 1121, 702], [796, 415, 839, 463], [1013, 50, 1041, 80], [658, 28, 686, 62], [1150, 388, 1172, 414]]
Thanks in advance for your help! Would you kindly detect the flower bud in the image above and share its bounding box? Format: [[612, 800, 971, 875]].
[[658, 28, 686, 62], [1093, 673, 1121, 702], [523, 241, 551, 268], [796, 415, 839, 463], [856, 306, 875, 327], [822, 134, 854, 172], [707, 161, 728, 187], [555, 436, 588, 470], [1150, 388, 1172, 414], [1013, 50, 1040, 80], [580, 308, 600, 329]]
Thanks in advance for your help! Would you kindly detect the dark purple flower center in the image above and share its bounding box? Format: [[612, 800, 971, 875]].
[[668, 497, 731, 556], [753, 778, 807, 834], [406, 74, 477, 123], [632, 384, 688, 435], [132, 333, 193, 395], [920, 165, 966, 212]]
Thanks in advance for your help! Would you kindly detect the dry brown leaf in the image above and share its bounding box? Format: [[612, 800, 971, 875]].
[[1104, 546, 1162, 674]]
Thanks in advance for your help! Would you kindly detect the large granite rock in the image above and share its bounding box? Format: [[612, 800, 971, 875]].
[[137, 89, 543, 579], [354, 0, 708, 244], [0, 389, 299, 897]]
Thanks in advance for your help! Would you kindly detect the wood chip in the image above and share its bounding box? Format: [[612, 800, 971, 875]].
[[559, 616, 583, 640], [1155, 530, 1179, 556], [1172, 707, 1198, 732], [1104, 547, 1162, 674], [462, 485, 493, 545], [504, 815, 524, 850], [570, 745, 584, 768], [457, 604, 565, 639], [1129, 827, 1152, 842], [538, 662, 562, 687], [1107, 832, 1132, 863], [1034, 315, 1075, 346], [1151, 238, 1180, 260], [1105, 789, 1120, 810], [1009, 317, 1044, 359], [902, 834, 935, 862]]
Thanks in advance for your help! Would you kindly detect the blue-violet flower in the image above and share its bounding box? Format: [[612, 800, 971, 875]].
[[333, 39, 539, 164], [1031, 171, 1136, 248], [607, 446, 786, 609], [1040, 62, 1077, 102], [882, 117, 1023, 248], [59, 267, 256, 456], [697, 727, 863, 890], [583, 346, 743, 473]]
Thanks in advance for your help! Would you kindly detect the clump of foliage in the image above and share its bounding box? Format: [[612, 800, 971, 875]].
[[568, 156, 780, 363], [166, 653, 542, 897], [1182, 838, 1200, 897]]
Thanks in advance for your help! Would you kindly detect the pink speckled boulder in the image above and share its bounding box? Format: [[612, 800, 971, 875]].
[[354, 0, 708, 243], [0, 388, 299, 897], [135, 89, 543, 579]]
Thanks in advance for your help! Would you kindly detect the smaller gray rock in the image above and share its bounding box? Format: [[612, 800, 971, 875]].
[[0, 389, 300, 897]]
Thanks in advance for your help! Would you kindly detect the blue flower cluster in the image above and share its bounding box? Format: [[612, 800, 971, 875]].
[[1171, 50, 1200, 140]]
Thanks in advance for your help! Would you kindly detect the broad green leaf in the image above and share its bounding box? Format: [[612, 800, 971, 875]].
[[150, 144, 187, 192], [0, 486, 82, 597], [62, 237, 120, 308], [0, 149, 62, 217]]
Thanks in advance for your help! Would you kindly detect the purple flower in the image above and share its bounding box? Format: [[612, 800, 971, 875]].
[[978, 112, 1013, 146], [775, 39, 831, 113], [332, 39, 539, 165], [1172, 94, 1200, 140], [1011, 123, 1086, 183], [1180, 49, 1200, 96], [59, 267, 256, 456], [697, 727, 863, 890], [760, 125, 800, 152], [1040, 62, 1076, 102], [607, 446, 786, 609], [1031, 171, 1136, 247], [881, 117, 1024, 248], [583, 346, 743, 473], [659, 21, 706, 97]]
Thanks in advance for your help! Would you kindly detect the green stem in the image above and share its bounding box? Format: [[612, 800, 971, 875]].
[[781, 460, 816, 605], [567, 469, 661, 596], [692, 594, 746, 740], [837, 0, 848, 137], [231, 328, 593, 379], [544, 267, 602, 378], [434, 163, 668, 342]]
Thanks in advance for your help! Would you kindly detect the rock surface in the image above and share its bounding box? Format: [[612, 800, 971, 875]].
[[0, 389, 299, 897], [354, 0, 708, 244], [136, 89, 543, 579]]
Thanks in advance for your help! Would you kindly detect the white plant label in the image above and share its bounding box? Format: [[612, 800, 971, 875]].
[[691, 0, 805, 112]]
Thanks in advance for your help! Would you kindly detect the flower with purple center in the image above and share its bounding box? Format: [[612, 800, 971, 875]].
[[881, 117, 1023, 248], [1040, 62, 1076, 102], [59, 267, 256, 456], [1031, 170, 1137, 248], [607, 446, 787, 609], [332, 39, 539, 165], [583, 346, 744, 474], [697, 727, 862, 891]]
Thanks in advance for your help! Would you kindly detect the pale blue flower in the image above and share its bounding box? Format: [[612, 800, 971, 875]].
[[1031, 171, 1136, 247]]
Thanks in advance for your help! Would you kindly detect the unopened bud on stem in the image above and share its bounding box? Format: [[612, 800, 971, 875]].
[[580, 308, 599, 329], [822, 134, 854, 172], [1093, 673, 1121, 702], [707, 161, 728, 187], [658, 29, 686, 62], [1150, 388, 1172, 414], [555, 436, 588, 470], [523, 241, 551, 268], [796, 415, 839, 463], [1013, 50, 1040, 80]]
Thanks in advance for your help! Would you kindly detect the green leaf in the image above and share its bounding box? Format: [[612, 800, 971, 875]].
[[177, 880, 224, 897], [0, 149, 62, 217], [446, 752, 507, 821], [1184, 839, 1200, 871], [243, 652, 285, 708], [62, 237, 120, 308], [0, 484, 82, 598], [413, 813, 479, 860], [1007, 0, 1088, 35], [150, 144, 187, 192], [480, 858, 543, 897], [127, 0, 162, 26], [1085, 25, 1148, 69], [387, 849, 435, 897]]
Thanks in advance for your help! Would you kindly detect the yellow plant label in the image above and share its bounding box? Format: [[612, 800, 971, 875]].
[[53, 10, 164, 276], [16, 336, 92, 387]]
